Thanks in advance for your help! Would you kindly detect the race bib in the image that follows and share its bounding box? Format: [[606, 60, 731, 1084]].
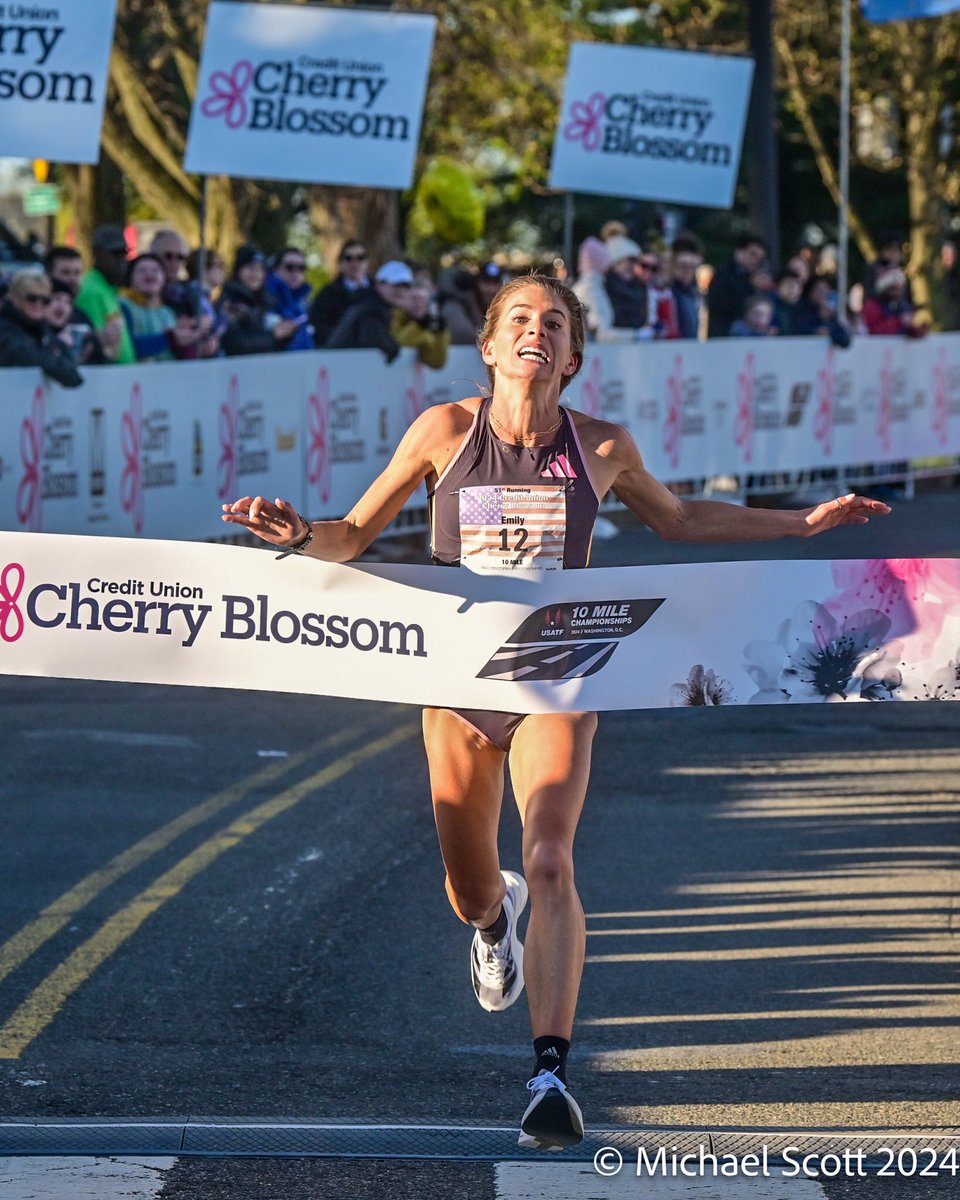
[[459, 484, 567, 574]]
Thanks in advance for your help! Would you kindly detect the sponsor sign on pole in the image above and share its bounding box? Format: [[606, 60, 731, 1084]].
[[184, 2, 436, 188], [2, 534, 960, 712], [549, 42, 754, 208], [0, 0, 117, 163]]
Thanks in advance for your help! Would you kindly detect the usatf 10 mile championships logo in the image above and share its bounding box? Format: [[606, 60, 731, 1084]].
[[478, 599, 664, 682]]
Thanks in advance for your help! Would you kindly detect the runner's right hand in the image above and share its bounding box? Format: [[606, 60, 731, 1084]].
[[220, 495, 308, 546]]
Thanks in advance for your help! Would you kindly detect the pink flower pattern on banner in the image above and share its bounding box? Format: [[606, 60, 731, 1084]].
[[932, 345, 949, 448], [404, 363, 427, 428], [662, 355, 683, 469], [121, 383, 145, 534], [217, 375, 240, 500], [825, 557, 960, 657], [0, 562, 25, 643], [877, 349, 893, 453], [563, 94, 606, 151], [200, 61, 254, 129], [734, 353, 755, 462], [16, 386, 45, 531], [813, 349, 835, 457], [580, 358, 602, 419], [307, 368, 331, 505]]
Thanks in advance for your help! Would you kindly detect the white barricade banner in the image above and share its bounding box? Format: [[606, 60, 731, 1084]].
[[2, 335, 960, 542], [0, 0, 117, 162], [2, 534, 960, 712], [549, 42, 754, 207], [184, 2, 436, 188]]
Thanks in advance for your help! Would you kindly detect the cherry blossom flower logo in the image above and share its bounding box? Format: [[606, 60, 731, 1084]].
[[877, 349, 893, 453], [218, 375, 240, 500], [16, 386, 45, 531], [563, 93, 606, 152], [932, 345, 949, 448], [307, 368, 331, 505], [813, 349, 835, 457], [662, 355, 683, 469], [404, 363, 427, 428], [734, 353, 755, 462], [200, 61, 254, 130], [580, 358, 602, 419], [0, 562, 25, 644], [121, 383, 145, 534]]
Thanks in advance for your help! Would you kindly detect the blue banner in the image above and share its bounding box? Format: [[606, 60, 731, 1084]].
[[863, 0, 960, 21]]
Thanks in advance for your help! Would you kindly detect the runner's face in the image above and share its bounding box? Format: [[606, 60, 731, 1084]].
[[482, 285, 578, 389]]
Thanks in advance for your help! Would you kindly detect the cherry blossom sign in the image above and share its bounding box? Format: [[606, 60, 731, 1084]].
[[184, 2, 436, 187], [549, 42, 753, 207]]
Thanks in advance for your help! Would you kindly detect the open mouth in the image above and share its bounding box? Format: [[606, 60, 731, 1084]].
[[518, 347, 550, 365]]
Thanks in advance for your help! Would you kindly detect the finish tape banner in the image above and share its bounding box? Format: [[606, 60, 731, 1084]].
[[2, 534, 960, 711]]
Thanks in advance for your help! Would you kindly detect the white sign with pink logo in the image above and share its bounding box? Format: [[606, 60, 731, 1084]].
[[549, 42, 754, 207], [2, 534, 960, 712], [184, 2, 436, 187], [0, 0, 117, 162]]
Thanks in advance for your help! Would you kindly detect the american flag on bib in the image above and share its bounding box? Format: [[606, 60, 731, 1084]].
[[459, 484, 567, 566]]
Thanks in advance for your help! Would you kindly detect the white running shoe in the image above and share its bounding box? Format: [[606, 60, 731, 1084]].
[[470, 870, 528, 1013], [518, 1069, 585, 1150]]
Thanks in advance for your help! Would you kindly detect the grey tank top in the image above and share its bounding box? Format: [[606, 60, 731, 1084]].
[[429, 397, 601, 570]]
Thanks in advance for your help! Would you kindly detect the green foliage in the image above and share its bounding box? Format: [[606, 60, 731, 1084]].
[[409, 159, 485, 245]]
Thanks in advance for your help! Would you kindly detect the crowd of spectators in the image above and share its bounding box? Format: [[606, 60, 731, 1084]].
[[0, 218, 936, 387]]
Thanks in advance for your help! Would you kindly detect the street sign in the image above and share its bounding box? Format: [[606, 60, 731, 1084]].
[[23, 184, 62, 216]]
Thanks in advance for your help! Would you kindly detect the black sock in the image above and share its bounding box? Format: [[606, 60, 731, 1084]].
[[533, 1036, 570, 1084], [478, 905, 507, 946]]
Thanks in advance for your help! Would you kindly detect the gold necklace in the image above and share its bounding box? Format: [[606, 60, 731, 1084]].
[[489, 408, 563, 446]]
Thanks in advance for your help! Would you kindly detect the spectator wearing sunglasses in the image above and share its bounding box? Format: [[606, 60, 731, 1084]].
[[0, 268, 83, 386], [75, 224, 136, 364], [265, 246, 315, 350], [309, 240, 371, 347]]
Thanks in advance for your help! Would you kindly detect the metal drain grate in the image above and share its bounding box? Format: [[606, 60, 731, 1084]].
[[0, 1119, 957, 1165]]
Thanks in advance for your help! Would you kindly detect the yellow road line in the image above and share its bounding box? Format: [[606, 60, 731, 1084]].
[[0, 721, 418, 1060], [0, 725, 363, 989]]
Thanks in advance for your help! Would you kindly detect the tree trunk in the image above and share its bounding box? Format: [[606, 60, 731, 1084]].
[[306, 186, 401, 272], [60, 157, 127, 250]]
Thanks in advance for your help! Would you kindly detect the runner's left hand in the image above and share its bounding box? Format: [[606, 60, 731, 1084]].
[[220, 495, 307, 546]]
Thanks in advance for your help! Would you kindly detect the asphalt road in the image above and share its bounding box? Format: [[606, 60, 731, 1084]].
[[0, 484, 958, 1198]]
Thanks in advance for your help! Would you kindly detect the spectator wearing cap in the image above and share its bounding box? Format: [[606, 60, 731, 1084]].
[[324, 259, 413, 362], [75, 224, 136, 364], [391, 270, 449, 369], [310, 239, 372, 346], [572, 237, 634, 343], [436, 261, 506, 345], [219, 244, 301, 357], [707, 233, 770, 338], [670, 234, 705, 340], [603, 235, 655, 338], [865, 232, 914, 304], [265, 246, 314, 350], [0, 268, 83, 387], [862, 268, 926, 337]]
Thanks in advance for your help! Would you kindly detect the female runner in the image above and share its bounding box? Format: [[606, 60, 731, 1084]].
[[222, 273, 890, 1148]]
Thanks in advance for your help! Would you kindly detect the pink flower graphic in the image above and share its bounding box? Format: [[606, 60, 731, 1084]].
[[563, 93, 606, 152], [0, 562, 25, 644], [307, 368, 331, 505], [16, 386, 45, 531], [825, 557, 960, 657], [813, 349, 835, 457], [201, 60, 254, 129], [121, 383, 145, 534], [877, 349, 893, 453], [404, 363, 427, 428], [662, 355, 683, 469], [734, 353, 755, 463], [931, 345, 949, 448], [580, 358, 602, 419], [217, 375, 240, 500]]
